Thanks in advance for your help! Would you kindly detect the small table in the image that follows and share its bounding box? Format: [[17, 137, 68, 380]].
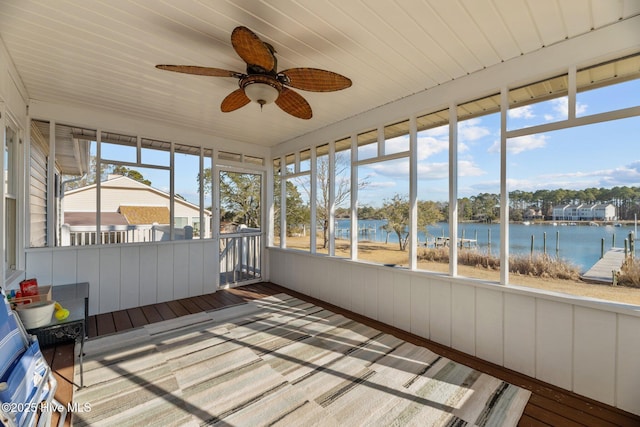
[[26, 283, 89, 388]]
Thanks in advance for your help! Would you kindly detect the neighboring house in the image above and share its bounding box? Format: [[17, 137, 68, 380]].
[[552, 203, 617, 221], [61, 175, 211, 245], [523, 208, 544, 221], [593, 203, 617, 221]]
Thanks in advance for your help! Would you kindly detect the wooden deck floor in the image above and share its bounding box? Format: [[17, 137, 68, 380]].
[[46, 282, 640, 427]]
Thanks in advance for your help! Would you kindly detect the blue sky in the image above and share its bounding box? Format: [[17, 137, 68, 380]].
[[356, 79, 640, 207], [101, 78, 639, 209]]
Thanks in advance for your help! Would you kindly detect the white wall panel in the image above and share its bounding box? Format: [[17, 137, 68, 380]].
[[335, 262, 352, 311], [52, 250, 77, 285], [536, 299, 573, 390], [377, 268, 394, 326], [475, 288, 503, 365], [283, 252, 295, 289], [410, 275, 429, 339], [172, 244, 189, 299], [504, 293, 536, 377], [617, 314, 640, 414], [119, 246, 140, 310], [157, 244, 174, 302], [284, 252, 297, 292], [363, 267, 379, 320], [350, 264, 366, 316], [451, 283, 475, 355], [573, 307, 616, 405], [25, 240, 225, 315], [269, 250, 285, 286], [299, 255, 313, 298], [429, 280, 452, 346], [99, 247, 121, 313], [139, 245, 158, 306], [76, 248, 100, 315], [322, 258, 338, 306], [188, 243, 204, 297], [26, 251, 53, 285], [307, 255, 322, 298], [394, 273, 411, 331], [202, 241, 217, 294]]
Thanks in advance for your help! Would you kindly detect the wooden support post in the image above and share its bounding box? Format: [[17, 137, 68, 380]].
[[530, 235, 534, 258]]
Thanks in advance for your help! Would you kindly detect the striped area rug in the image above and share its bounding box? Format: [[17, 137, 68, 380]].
[[73, 294, 530, 426]]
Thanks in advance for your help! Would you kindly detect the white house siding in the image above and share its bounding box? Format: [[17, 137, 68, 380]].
[[1, 40, 29, 287], [64, 177, 210, 235], [267, 248, 640, 416], [29, 125, 48, 247]]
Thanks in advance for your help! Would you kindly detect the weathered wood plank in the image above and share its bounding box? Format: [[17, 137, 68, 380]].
[[95, 313, 116, 336], [127, 307, 149, 328], [581, 247, 626, 283], [140, 304, 164, 323], [111, 310, 133, 332]]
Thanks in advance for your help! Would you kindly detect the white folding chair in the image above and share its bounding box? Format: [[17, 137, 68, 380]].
[[0, 296, 67, 427]]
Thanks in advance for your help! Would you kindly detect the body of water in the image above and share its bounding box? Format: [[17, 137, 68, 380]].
[[336, 219, 638, 273]]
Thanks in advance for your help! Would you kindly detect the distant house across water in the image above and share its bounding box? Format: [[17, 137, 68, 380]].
[[552, 203, 616, 221]]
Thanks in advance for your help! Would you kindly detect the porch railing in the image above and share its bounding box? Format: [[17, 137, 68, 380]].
[[219, 228, 262, 286], [61, 224, 194, 246]]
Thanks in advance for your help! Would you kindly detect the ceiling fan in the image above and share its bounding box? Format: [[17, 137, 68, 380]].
[[156, 26, 352, 119]]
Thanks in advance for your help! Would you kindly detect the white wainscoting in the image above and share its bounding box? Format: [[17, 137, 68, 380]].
[[25, 240, 218, 316], [267, 248, 640, 416]]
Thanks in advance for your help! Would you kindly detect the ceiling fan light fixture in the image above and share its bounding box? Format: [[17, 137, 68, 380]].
[[241, 75, 281, 107], [244, 82, 279, 106]]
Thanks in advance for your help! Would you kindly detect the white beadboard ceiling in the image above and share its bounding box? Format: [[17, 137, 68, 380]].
[[1, 0, 638, 147]]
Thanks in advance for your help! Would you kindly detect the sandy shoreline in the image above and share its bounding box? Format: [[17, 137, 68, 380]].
[[277, 236, 640, 306]]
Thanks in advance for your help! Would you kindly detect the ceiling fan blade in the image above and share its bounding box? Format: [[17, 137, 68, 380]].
[[231, 26, 275, 72], [280, 68, 352, 92], [275, 87, 312, 119], [156, 65, 242, 78], [221, 89, 251, 112]]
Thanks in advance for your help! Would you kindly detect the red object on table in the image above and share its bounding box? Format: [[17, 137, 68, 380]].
[[20, 278, 39, 297]]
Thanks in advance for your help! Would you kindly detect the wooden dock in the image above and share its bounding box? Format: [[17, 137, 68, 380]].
[[581, 247, 627, 283]]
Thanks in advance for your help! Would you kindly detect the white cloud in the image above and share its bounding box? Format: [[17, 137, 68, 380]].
[[366, 160, 410, 180], [546, 97, 588, 121], [506, 134, 548, 154], [458, 159, 486, 177], [367, 180, 398, 189], [420, 124, 448, 138], [508, 105, 535, 119], [385, 135, 410, 153], [488, 134, 547, 154], [417, 161, 449, 180], [459, 118, 491, 142], [417, 135, 448, 160], [506, 161, 640, 192]]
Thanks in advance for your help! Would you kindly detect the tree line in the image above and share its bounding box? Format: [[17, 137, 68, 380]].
[[337, 186, 640, 223]]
